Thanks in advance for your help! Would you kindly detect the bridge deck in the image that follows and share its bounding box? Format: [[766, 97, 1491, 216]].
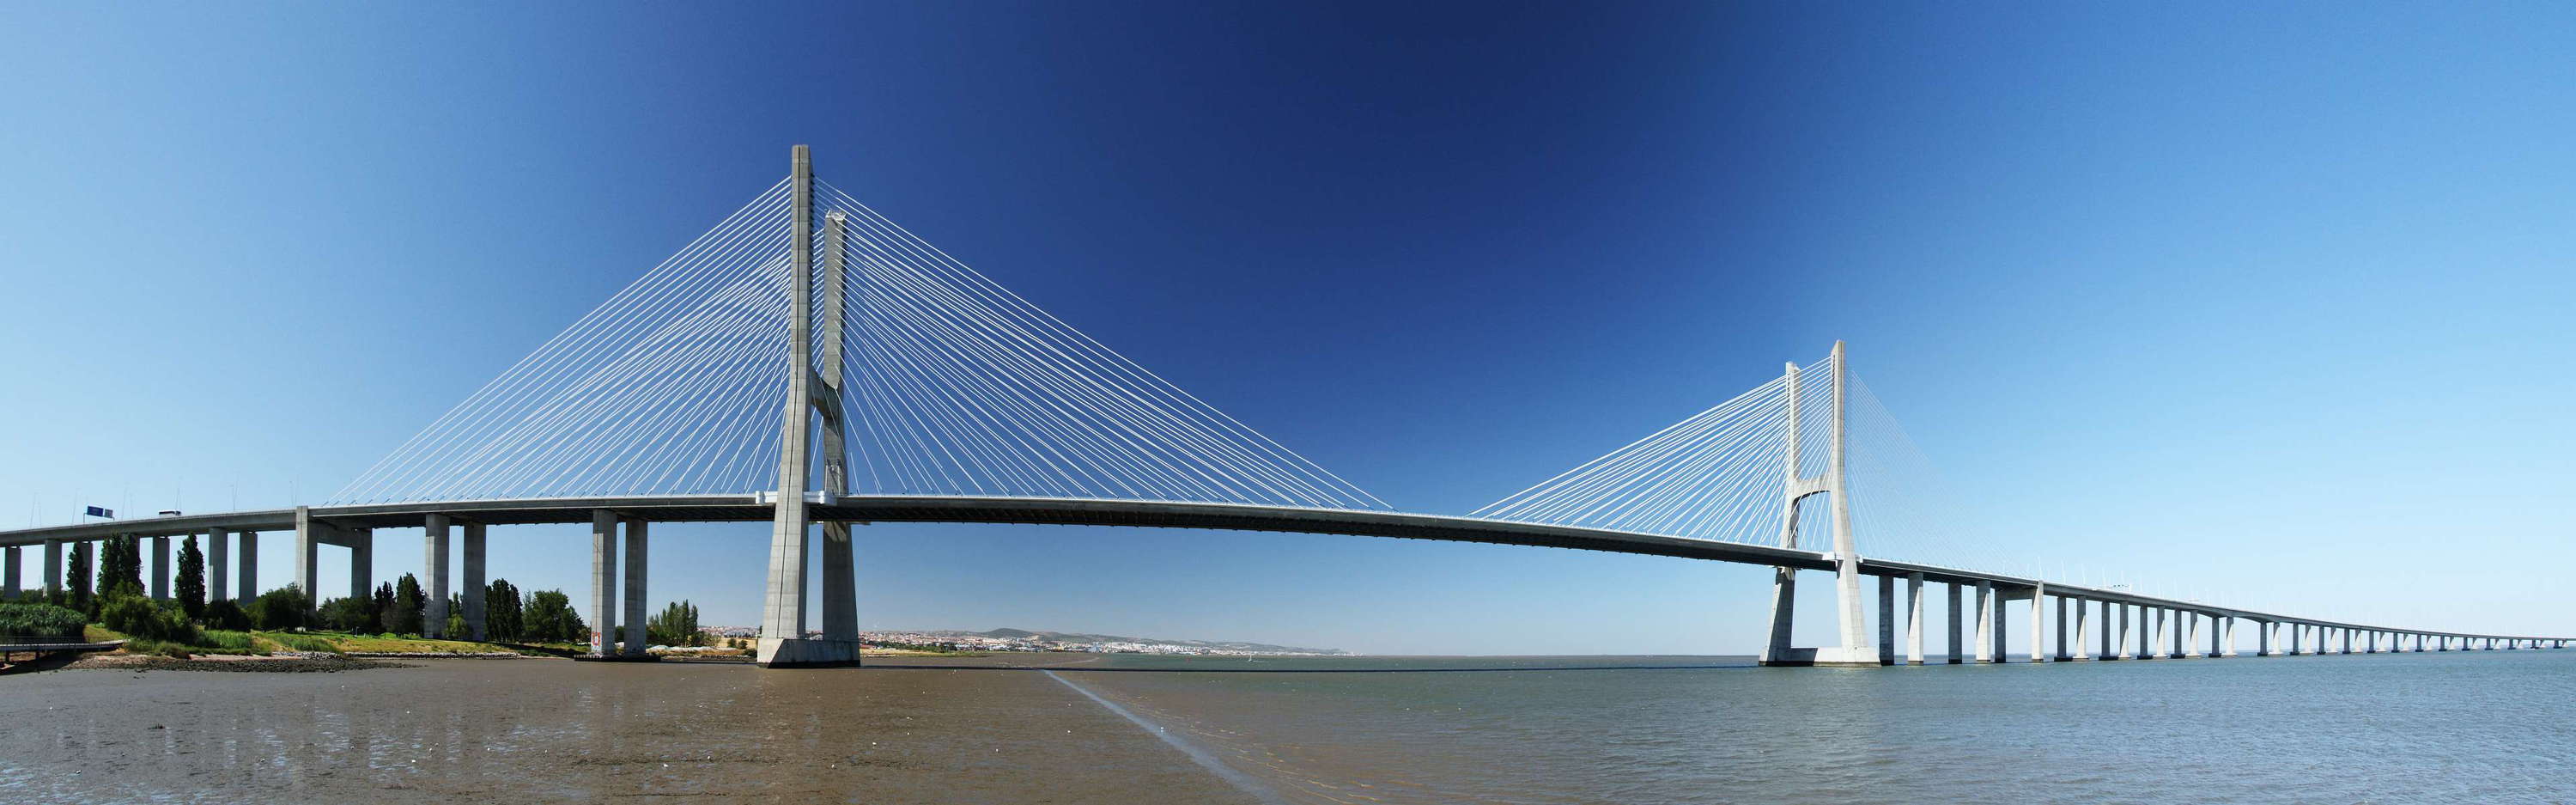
[[0, 495, 2562, 643]]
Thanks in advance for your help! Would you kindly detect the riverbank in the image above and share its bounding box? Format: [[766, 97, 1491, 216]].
[[0, 656, 1263, 803]]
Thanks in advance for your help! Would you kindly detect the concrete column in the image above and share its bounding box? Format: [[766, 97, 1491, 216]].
[[2151, 608, 2170, 659], [1760, 567, 1796, 666], [2184, 612, 2203, 658], [2027, 585, 2045, 663], [237, 532, 258, 598], [2, 546, 17, 597], [2053, 595, 2069, 661], [43, 540, 60, 593], [150, 535, 170, 600], [2221, 617, 2238, 657], [207, 528, 228, 601], [1972, 580, 1995, 663], [2072, 597, 2092, 661], [1946, 582, 1963, 664], [424, 514, 450, 638], [1877, 575, 1896, 666], [622, 518, 648, 657], [462, 522, 486, 641], [346, 528, 373, 603], [758, 144, 818, 667], [2341, 629, 2353, 655], [1905, 573, 1925, 665], [591, 509, 618, 657], [2258, 621, 2274, 656], [2113, 601, 2131, 659], [1991, 586, 2008, 662], [294, 507, 324, 602]]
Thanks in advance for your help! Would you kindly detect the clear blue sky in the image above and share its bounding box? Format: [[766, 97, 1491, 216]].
[[3, 3, 2568, 654]]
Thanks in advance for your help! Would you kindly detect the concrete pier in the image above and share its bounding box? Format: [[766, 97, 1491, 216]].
[[2183, 611, 2204, 658], [591, 509, 618, 656], [424, 514, 450, 638], [1877, 575, 1896, 666], [207, 528, 228, 601], [2221, 617, 2238, 657], [237, 531, 258, 597], [2071, 596, 2093, 661], [1905, 572, 1925, 665], [150, 535, 170, 600], [622, 518, 649, 658], [2, 546, 16, 597], [2026, 585, 2044, 662], [462, 522, 486, 641], [2053, 595, 2070, 661], [1945, 582, 1963, 664], [1972, 581, 1995, 663]]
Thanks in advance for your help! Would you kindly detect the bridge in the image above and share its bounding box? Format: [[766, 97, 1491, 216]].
[[2, 146, 2564, 667]]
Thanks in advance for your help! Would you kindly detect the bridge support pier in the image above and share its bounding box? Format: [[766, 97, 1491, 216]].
[[591, 510, 619, 657], [1878, 576, 1895, 666], [1972, 581, 1995, 663], [623, 518, 648, 658], [1945, 582, 1962, 664], [1905, 573, 1924, 665], [207, 528, 228, 601], [2053, 595, 2069, 661], [2070, 596, 2092, 661], [2183, 612, 2203, 658], [2258, 621, 2274, 656], [150, 535, 170, 600], [43, 540, 60, 594], [295, 508, 371, 606], [756, 147, 860, 669], [2, 546, 16, 597], [463, 522, 486, 641], [237, 532, 258, 599], [2220, 616, 2237, 656], [425, 515, 450, 638], [2026, 585, 2044, 662]]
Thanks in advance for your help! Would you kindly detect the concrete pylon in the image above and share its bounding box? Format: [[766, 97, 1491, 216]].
[[757, 145, 860, 668], [424, 514, 450, 638], [207, 528, 228, 601], [1972, 581, 1995, 663], [1877, 575, 1895, 666], [1945, 582, 1963, 664], [623, 518, 649, 657], [150, 535, 170, 600], [1905, 572, 1924, 665], [1759, 342, 1874, 668], [43, 540, 60, 593], [2, 546, 16, 597], [2071, 596, 2092, 661], [462, 522, 486, 641], [236, 531, 258, 599], [591, 509, 618, 657]]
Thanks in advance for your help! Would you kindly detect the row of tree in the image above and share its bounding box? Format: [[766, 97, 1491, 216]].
[[22, 538, 723, 648]]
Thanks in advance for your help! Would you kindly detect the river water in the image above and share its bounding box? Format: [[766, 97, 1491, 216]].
[[3, 649, 2570, 803], [1044, 649, 2576, 804]]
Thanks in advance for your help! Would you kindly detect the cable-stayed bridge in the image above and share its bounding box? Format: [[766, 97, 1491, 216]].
[[2, 146, 2563, 667]]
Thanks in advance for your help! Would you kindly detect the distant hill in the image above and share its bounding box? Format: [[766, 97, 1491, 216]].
[[932, 627, 1348, 656]]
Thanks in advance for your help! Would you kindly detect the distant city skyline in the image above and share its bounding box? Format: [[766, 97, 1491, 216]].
[[3, 3, 2571, 654]]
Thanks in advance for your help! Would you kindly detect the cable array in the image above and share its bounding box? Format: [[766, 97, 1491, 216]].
[[1473, 352, 1835, 543], [332, 175, 1383, 511], [817, 181, 1385, 509]]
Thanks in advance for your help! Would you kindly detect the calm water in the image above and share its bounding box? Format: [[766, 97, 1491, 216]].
[[1049, 649, 2576, 804]]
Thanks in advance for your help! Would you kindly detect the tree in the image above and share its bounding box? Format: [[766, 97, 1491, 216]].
[[389, 573, 424, 635], [444, 593, 466, 640], [484, 579, 524, 643], [647, 600, 702, 647], [317, 596, 374, 631], [66, 541, 94, 615], [175, 534, 207, 619], [248, 585, 309, 631], [522, 589, 586, 643], [371, 582, 395, 633], [98, 536, 143, 600]]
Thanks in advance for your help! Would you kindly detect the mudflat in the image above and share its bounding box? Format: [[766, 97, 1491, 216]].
[[0, 656, 1261, 804]]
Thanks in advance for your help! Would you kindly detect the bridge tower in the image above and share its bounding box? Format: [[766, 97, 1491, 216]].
[[1759, 340, 1876, 667], [756, 144, 864, 668]]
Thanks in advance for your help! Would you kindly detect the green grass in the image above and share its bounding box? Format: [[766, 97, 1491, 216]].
[[197, 630, 263, 654], [261, 632, 344, 653]]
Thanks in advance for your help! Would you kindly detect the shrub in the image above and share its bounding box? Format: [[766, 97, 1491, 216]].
[[100, 593, 202, 644], [317, 596, 378, 632], [248, 586, 310, 631], [198, 629, 261, 654], [202, 599, 252, 631], [0, 601, 88, 638]]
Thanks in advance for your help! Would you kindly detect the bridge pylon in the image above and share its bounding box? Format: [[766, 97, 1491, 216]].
[[1759, 340, 1877, 667], [756, 144, 863, 668]]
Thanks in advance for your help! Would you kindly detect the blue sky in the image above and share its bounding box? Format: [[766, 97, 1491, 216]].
[[2, 3, 2569, 654]]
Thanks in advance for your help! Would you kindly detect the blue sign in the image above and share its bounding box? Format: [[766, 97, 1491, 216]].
[[84, 506, 112, 518]]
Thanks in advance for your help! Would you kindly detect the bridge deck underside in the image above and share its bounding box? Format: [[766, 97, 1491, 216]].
[[0, 495, 2561, 643]]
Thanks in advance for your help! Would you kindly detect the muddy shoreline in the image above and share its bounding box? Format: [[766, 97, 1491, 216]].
[[0, 654, 1260, 803]]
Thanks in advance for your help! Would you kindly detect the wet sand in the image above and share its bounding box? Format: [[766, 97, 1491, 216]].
[[0, 655, 1261, 803]]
